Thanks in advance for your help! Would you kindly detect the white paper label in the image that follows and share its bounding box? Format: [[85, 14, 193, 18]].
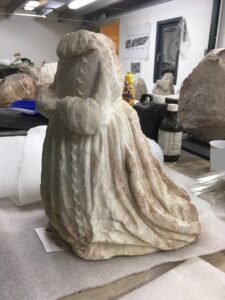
[[158, 130, 182, 156], [35, 227, 69, 253]]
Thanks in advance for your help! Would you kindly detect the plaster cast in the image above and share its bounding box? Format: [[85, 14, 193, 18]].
[[152, 72, 175, 95], [37, 30, 200, 260]]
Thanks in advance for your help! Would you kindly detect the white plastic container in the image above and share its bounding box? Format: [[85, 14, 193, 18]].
[[209, 140, 225, 171]]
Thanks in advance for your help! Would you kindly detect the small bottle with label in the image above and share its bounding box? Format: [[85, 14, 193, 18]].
[[158, 104, 183, 162]]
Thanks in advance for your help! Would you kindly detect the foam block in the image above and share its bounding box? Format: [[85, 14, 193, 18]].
[[0, 126, 46, 205], [0, 135, 25, 198], [14, 126, 46, 205]]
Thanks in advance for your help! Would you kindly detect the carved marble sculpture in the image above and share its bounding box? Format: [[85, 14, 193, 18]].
[[178, 48, 225, 142], [0, 73, 36, 107], [152, 72, 175, 95], [37, 30, 200, 260]]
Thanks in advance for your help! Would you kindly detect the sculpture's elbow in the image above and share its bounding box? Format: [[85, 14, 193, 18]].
[[37, 97, 57, 119], [69, 107, 107, 136], [36, 88, 57, 119]]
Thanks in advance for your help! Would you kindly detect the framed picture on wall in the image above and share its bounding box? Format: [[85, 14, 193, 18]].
[[131, 62, 141, 74], [123, 22, 151, 60]]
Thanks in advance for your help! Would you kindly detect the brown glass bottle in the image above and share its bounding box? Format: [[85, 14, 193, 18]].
[[158, 104, 183, 162]]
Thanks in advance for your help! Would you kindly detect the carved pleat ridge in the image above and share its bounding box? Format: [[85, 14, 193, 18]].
[[69, 55, 93, 246]]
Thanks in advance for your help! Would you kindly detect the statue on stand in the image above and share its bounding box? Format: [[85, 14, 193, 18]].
[[152, 72, 175, 95], [37, 30, 200, 260]]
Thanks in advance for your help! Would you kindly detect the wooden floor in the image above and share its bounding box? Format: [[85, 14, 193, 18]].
[[61, 151, 225, 300]]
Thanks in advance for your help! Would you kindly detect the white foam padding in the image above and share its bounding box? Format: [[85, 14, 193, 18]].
[[0, 135, 25, 198], [12, 126, 46, 206], [1, 169, 225, 300], [120, 257, 225, 300], [0, 126, 46, 205], [148, 138, 164, 165]]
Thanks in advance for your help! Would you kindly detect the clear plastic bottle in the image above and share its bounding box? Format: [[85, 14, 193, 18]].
[[158, 104, 183, 162]]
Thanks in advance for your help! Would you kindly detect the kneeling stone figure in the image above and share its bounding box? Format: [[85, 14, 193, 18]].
[[37, 30, 200, 260]]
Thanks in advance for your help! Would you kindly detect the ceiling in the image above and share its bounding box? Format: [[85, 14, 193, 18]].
[[0, 0, 172, 26]]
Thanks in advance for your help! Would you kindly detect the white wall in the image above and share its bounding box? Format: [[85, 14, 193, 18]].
[[119, 0, 213, 92], [0, 15, 76, 65]]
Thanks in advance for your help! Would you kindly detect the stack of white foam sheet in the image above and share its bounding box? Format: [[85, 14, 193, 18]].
[[1, 169, 225, 300], [120, 257, 225, 300], [0, 135, 25, 198], [10, 126, 46, 205], [0, 126, 46, 205]]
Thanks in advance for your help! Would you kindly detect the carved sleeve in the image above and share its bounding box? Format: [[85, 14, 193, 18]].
[[36, 88, 58, 119], [57, 96, 111, 136]]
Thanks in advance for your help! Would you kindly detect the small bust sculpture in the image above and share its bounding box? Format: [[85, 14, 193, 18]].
[[37, 30, 200, 260], [152, 72, 175, 95]]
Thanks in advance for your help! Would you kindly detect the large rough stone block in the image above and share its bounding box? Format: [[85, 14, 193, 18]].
[[178, 49, 225, 142]]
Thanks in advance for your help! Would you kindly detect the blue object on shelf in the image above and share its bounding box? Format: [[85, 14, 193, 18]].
[[10, 100, 39, 115]]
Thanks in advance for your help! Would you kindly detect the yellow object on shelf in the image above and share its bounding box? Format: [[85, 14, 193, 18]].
[[123, 71, 135, 106], [125, 71, 134, 83]]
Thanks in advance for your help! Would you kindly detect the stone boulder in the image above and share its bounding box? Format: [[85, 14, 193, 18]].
[[178, 48, 225, 142]]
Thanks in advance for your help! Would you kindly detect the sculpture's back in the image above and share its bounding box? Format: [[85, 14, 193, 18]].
[[37, 30, 200, 260]]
